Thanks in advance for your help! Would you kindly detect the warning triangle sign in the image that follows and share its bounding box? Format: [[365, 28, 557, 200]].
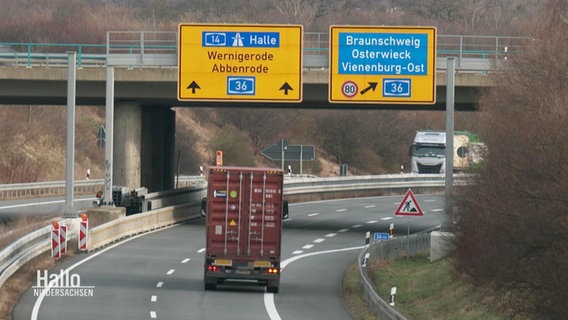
[[395, 188, 424, 216]]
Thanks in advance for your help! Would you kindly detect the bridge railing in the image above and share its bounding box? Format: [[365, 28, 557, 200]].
[[0, 32, 532, 70]]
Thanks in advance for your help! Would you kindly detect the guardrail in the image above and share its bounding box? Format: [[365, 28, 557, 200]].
[[0, 176, 203, 201], [0, 173, 456, 316], [0, 218, 81, 290], [284, 173, 465, 195], [0, 179, 104, 200], [0, 32, 531, 70], [358, 233, 431, 320]]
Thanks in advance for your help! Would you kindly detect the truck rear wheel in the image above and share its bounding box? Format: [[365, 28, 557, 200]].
[[204, 279, 216, 291], [266, 280, 280, 293]]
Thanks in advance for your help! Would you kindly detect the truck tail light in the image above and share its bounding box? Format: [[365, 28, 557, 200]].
[[207, 265, 220, 272], [266, 267, 279, 274]]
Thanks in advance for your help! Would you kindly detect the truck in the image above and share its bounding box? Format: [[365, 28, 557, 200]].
[[202, 166, 287, 293], [410, 130, 485, 174]]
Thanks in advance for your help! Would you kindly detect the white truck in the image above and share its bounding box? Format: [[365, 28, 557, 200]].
[[410, 130, 485, 174]]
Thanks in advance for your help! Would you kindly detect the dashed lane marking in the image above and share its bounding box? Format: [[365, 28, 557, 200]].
[[313, 238, 325, 243], [151, 295, 157, 302], [308, 213, 320, 217], [302, 244, 314, 249], [325, 233, 337, 237], [181, 258, 190, 263], [166, 269, 175, 275], [156, 282, 164, 288]]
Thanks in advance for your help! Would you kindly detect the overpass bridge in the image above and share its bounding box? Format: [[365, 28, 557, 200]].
[[0, 31, 526, 197], [0, 32, 524, 110]]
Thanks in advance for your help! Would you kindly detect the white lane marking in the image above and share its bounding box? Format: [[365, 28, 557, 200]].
[[313, 238, 325, 243], [197, 248, 206, 253], [32, 225, 176, 320], [336, 209, 347, 212], [307, 213, 320, 217], [156, 281, 164, 288], [366, 220, 378, 224], [364, 205, 376, 208], [151, 295, 157, 302], [181, 258, 190, 263], [325, 233, 337, 238], [150, 311, 157, 318], [338, 228, 349, 233], [302, 244, 314, 250], [292, 250, 303, 255], [265, 246, 365, 320], [351, 224, 363, 228], [167, 269, 175, 275], [381, 217, 394, 221], [431, 208, 444, 212]]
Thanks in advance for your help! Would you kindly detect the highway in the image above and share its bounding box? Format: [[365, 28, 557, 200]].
[[13, 194, 444, 319]]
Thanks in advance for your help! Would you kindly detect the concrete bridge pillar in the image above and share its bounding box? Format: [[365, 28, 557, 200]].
[[113, 102, 175, 192], [113, 102, 142, 189]]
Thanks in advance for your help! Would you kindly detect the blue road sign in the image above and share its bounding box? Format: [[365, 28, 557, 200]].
[[374, 232, 390, 241], [202, 31, 280, 48], [383, 79, 411, 97], [227, 76, 256, 95]]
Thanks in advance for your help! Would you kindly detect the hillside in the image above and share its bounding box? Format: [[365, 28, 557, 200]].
[[0, 0, 538, 182]]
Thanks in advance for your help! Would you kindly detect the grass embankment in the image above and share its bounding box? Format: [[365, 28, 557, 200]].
[[343, 254, 506, 320]]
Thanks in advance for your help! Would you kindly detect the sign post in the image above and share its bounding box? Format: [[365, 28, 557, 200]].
[[178, 24, 303, 103], [261, 140, 315, 173], [329, 25, 436, 105]]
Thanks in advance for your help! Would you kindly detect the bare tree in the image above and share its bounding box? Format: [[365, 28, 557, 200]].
[[452, 1, 568, 318]]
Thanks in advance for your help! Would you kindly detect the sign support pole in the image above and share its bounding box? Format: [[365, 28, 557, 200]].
[[65, 52, 76, 217], [300, 146, 303, 175], [104, 66, 115, 205], [444, 57, 456, 230], [407, 219, 410, 261]]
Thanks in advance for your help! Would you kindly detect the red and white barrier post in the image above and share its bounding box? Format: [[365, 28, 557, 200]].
[[60, 224, 67, 255], [51, 221, 61, 259], [79, 213, 88, 252]]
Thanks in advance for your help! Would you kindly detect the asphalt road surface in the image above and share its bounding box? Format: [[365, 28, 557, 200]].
[[14, 194, 445, 319]]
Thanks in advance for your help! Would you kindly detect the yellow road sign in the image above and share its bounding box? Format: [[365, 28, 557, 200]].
[[329, 25, 436, 104], [178, 24, 303, 102]]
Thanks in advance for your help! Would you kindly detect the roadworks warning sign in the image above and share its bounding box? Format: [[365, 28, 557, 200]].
[[394, 188, 424, 216]]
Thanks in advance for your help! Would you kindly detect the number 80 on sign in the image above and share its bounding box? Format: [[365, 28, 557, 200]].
[[341, 81, 358, 98]]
